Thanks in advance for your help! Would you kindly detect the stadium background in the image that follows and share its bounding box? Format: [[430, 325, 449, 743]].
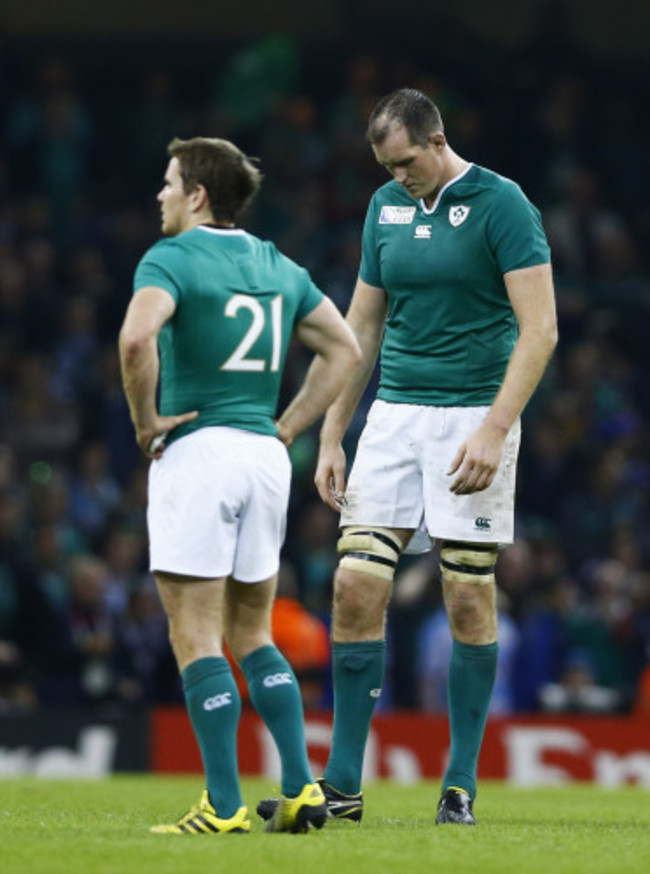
[[1, 1, 650, 780]]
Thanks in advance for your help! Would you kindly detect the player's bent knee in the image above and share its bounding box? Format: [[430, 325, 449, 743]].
[[337, 526, 403, 581], [440, 540, 498, 585]]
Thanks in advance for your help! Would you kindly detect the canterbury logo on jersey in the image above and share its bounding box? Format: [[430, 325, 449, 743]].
[[414, 224, 431, 238], [203, 692, 232, 710], [449, 205, 471, 226], [379, 206, 416, 224], [263, 672, 293, 688], [370, 688, 382, 698]]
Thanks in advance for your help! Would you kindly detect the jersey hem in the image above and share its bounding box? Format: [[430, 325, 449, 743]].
[[376, 392, 497, 407]]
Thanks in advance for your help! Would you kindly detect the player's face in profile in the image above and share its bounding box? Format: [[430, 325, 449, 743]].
[[372, 124, 445, 206], [157, 158, 189, 236]]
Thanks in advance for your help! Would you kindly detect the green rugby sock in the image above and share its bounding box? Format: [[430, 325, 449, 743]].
[[240, 645, 312, 797], [442, 640, 498, 799], [324, 640, 386, 795], [182, 656, 243, 818]]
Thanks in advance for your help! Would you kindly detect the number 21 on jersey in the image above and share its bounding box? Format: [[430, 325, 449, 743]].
[[220, 293, 283, 373]]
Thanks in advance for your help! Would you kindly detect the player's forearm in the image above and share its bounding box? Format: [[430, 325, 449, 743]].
[[483, 325, 557, 435], [319, 357, 375, 445], [277, 344, 361, 443], [319, 324, 382, 447], [119, 334, 160, 431]]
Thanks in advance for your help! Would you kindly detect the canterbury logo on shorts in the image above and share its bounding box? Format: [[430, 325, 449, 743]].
[[203, 692, 232, 711], [263, 672, 293, 688]]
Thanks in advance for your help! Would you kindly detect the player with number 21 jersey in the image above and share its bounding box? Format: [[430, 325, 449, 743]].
[[133, 225, 323, 443]]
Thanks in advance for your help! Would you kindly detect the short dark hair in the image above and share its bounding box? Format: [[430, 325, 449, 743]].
[[167, 137, 262, 223], [367, 89, 443, 147]]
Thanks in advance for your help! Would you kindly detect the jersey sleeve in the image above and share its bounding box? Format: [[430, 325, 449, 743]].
[[359, 196, 382, 287], [487, 181, 551, 274], [132, 240, 185, 302], [295, 267, 326, 321]]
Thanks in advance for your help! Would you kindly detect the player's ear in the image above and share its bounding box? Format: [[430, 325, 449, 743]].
[[429, 131, 446, 151], [190, 183, 209, 213]]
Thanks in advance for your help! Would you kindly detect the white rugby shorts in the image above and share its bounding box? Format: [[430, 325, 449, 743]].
[[147, 426, 291, 581], [341, 400, 521, 552]]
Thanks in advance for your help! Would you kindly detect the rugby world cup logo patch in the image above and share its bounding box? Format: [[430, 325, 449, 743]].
[[379, 206, 416, 224], [449, 205, 471, 227]]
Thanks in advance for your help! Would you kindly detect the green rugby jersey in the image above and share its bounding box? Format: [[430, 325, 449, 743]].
[[133, 226, 324, 443], [360, 164, 551, 406]]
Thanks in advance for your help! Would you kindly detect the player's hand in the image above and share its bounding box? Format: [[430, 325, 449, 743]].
[[275, 419, 294, 447], [136, 410, 199, 459], [315, 442, 347, 511], [447, 423, 507, 495]]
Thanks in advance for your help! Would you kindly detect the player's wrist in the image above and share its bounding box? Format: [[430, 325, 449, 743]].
[[319, 422, 345, 448], [482, 415, 511, 438], [319, 439, 344, 457]]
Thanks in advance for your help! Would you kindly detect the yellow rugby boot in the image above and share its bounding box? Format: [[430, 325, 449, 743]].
[[257, 776, 363, 823], [263, 782, 329, 833], [150, 790, 250, 835]]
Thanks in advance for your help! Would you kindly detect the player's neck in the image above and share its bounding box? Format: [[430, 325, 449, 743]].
[[184, 212, 235, 232], [444, 149, 470, 184], [423, 151, 470, 208]]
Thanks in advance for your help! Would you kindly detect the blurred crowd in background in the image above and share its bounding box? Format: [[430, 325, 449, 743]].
[[2, 12, 650, 717]]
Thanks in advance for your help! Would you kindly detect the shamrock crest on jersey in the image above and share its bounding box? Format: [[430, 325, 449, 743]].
[[449, 205, 471, 227]]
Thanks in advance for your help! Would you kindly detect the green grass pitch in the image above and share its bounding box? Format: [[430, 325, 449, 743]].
[[2, 776, 649, 874]]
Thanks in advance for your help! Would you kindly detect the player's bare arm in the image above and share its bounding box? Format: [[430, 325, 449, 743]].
[[119, 285, 199, 458], [275, 297, 361, 448], [448, 262, 558, 495], [315, 278, 387, 510]]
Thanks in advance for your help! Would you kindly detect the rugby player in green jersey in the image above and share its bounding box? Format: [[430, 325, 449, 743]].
[[259, 88, 557, 826], [119, 136, 360, 835]]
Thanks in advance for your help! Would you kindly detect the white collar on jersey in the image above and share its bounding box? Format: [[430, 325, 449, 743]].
[[197, 225, 247, 235], [419, 163, 474, 216]]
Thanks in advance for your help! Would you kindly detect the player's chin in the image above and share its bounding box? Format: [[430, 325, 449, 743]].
[[161, 216, 175, 236]]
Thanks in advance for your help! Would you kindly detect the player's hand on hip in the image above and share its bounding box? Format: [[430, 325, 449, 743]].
[[315, 443, 347, 511], [137, 410, 199, 459], [275, 419, 294, 447], [447, 425, 505, 495]]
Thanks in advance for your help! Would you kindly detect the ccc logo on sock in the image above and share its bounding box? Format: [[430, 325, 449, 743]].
[[263, 672, 293, 688], [203, 692, 232, 711]]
